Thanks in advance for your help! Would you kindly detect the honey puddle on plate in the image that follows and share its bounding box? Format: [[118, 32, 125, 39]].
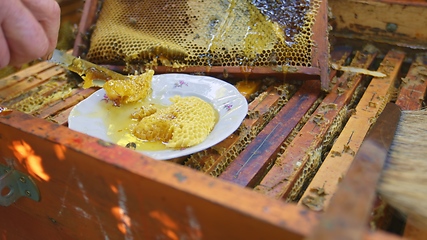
[[101, 99, 169, 151]]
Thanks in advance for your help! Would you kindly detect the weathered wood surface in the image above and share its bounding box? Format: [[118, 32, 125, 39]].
[[311, 0, 330, 91], [219, 47, 352, 187], [305, 50, 406, 239], [299, 50, 406, 210], [0, 110, 320, 239], [395, 53, 427, 111], [0, 101, 404, 240], [0, 46, 411, 239], [330, 0, 427, 49], [307, 103, 402, 240], [254, 49, 379, 201], [219, 80, 321, 187]]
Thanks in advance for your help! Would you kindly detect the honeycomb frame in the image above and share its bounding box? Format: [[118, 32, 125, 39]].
[[74, 0, 330, 90]]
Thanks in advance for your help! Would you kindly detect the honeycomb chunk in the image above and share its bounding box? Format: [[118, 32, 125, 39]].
[[131, 104, 157, 120], [87, 0, 321, 68], [103, 69, 154, 105], [132, 95, 216, 148]]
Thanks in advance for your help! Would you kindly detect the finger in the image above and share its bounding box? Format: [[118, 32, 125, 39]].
[[21, 0, 61, 55], [0, 29, 11, 69], [2, 0, 50, 66]]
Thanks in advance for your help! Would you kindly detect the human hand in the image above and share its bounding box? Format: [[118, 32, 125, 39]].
[[0, 0, 61, 68]]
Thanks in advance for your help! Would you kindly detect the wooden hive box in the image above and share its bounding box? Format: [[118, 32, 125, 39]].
[[1, 0, 427, 239]]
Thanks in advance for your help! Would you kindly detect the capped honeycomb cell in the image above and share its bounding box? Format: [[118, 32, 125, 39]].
[[132, 95, 217, 148], [86, 0, 322, 69]]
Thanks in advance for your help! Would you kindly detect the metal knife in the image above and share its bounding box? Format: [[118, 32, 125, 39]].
[[48, 49, 128, 87]]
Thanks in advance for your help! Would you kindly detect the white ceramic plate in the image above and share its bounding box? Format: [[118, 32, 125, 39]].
[[68, 73, 248, 160]]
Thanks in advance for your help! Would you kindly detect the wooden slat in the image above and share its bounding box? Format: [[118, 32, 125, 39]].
[[34, 88, 97, 119], [298, 50, 406, 210], [395, 53, 427, 110], [219, 80, 321, 186], [0, 66, 64, 101], [254, 50, 378, 200], [0, 61, 56, 91], [311, 0, 330, 91], [73, 0, 99, 57], [50, 105, 74, 125], [306, 50, 406, 239], [307, 103, 402, 240]]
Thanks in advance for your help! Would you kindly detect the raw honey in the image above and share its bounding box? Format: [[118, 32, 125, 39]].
[[101, 95, 218, 151], [102, 98, 169, 151]]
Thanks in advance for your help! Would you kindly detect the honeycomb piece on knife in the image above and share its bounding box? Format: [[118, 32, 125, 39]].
[[103, 69, 154, 105], [132, 95, 216, 148]]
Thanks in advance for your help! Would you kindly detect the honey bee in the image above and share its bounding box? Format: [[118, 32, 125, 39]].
[[129, 17, 137, 26], [125, 142, 137, 150]]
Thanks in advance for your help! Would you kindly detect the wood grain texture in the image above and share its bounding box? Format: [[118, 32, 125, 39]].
[[299, 50, 407, 210], [219, 80, 321, 187], [395, 53, 427, 111], [306, 50, 406, 239], [0, 110, 320, 240], [254, 50, 378, 200], [219, 47, 351, 187], [330, 0, 427, 49]]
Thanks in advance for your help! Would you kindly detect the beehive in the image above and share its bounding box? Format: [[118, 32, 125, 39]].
[[3, 33, 427, 240], [4, 0, 426, 239]]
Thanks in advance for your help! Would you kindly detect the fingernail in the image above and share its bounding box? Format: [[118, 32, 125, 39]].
[[44, 52, 54, 60]]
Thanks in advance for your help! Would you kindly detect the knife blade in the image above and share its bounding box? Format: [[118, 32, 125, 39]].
[[48, 49, 128, 88]]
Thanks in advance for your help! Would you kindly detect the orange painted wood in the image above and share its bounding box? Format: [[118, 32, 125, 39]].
[[0, 109, 318, 240], [306, 50, 406, 240], [0, 99, 404, 240], [254, 50, 378, 200]]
